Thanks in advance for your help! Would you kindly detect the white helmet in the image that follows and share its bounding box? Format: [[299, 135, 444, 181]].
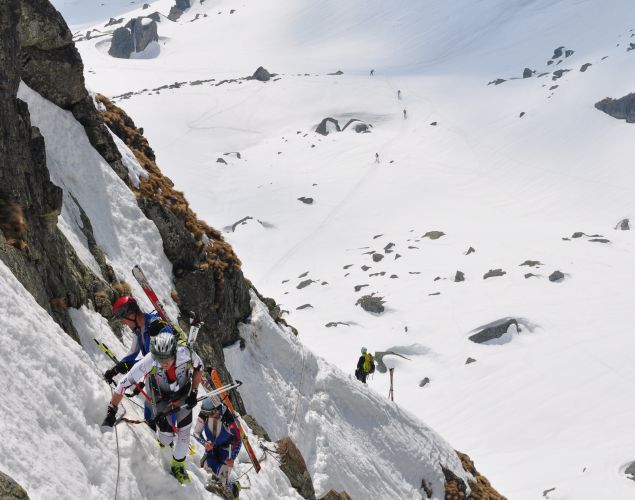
[[151, 332, 176, 360], [361, 347, 367, 354]]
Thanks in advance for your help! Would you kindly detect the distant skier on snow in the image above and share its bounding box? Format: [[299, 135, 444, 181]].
[[101, 332, 204, 484], [375, 152, 380, 163], [397, 89, 402, 99], [403, 109, 407, 119], [194, 398, 242, 497], [370, 69, 375, 76], [355, 347, 375, 383], [103, 295, 173, 430]]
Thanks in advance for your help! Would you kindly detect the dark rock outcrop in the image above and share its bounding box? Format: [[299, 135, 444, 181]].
[[422, 230, 445, 240], [108, 27, 134, 58], [1, 0, 107, 336], [0, 470, 29, 499], [549, 270, 565, 282], [167, 0, 190, 21], [552, 46, 564, 59], [125, 17, 159, 53], [356, 294, 385, 314], [277, 437, 316, 500], [595, 93, 635, 123], [20, 0, 127, 179], [251, 66, 272, 82], [519, 260, 542, 267], [616, 218, 630, 230], [315, 117, 340, 135], [341, 118, 371, 133], [483, 269, 506, 279], [453, 451, 507, 499], [110, 17, 158, 58], [522, 67, 533, 78], [454, 271, 465, 282], [469, 318, 519, 344]]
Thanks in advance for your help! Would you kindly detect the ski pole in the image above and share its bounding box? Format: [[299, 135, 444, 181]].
[[94, 339, 153, 403]]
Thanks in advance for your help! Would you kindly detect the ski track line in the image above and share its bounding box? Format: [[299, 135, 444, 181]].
[[258, 83, 410, 283]]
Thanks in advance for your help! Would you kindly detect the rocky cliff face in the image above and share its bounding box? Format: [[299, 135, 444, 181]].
[[1, 0, 103, 335], [1, 0, 251, 397]]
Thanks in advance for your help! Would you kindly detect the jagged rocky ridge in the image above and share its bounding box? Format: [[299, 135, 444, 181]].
[[0, 0, 504, 497]]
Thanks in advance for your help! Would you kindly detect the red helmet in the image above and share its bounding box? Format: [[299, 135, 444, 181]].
[[112, 296, 139, 318]]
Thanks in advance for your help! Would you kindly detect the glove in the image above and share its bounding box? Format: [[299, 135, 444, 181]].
[[101, 404, 117, 431], [185, 389, 198, 409], [103, 367, 118, 385]]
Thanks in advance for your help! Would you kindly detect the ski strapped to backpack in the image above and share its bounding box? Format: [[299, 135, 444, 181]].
[[210, 368, 261, 473], [132, 265, 170, 322], [132, 265, 188, 343]]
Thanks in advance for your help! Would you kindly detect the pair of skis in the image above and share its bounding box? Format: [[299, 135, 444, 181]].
[[132, 265, 261, 473]]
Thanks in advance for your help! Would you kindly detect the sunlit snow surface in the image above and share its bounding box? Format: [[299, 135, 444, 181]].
[[39, 0, 635, 498]]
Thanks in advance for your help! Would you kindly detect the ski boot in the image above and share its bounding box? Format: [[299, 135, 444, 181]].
[[231, 481, 241, 499], [170, 457, 190, 484]]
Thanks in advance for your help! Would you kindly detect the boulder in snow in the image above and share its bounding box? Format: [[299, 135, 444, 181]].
[[372, 253, 384, 262], [356, 294, 385, 314], [483, 269, 506, 279], [595, 93, 635, 123], [469, 317, 520, 344], [125, 17, 159, 53], [251, 66, 272, 81], [108, 27, 134, 58], [615, 218, 630, 230], [422, 230, 445, 240], [549, 270, 565, 282], [315, 117, 340, 136], [341, 118, 372, 133]]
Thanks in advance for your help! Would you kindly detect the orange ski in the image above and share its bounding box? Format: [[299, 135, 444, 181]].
[[210, 368, 261, 473]]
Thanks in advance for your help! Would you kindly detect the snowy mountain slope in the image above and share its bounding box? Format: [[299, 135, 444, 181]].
[[226, 292, 469, 499], [49, 0, 635, 498], [2, 6, 481, 499], [0, 256, 306, 499]]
